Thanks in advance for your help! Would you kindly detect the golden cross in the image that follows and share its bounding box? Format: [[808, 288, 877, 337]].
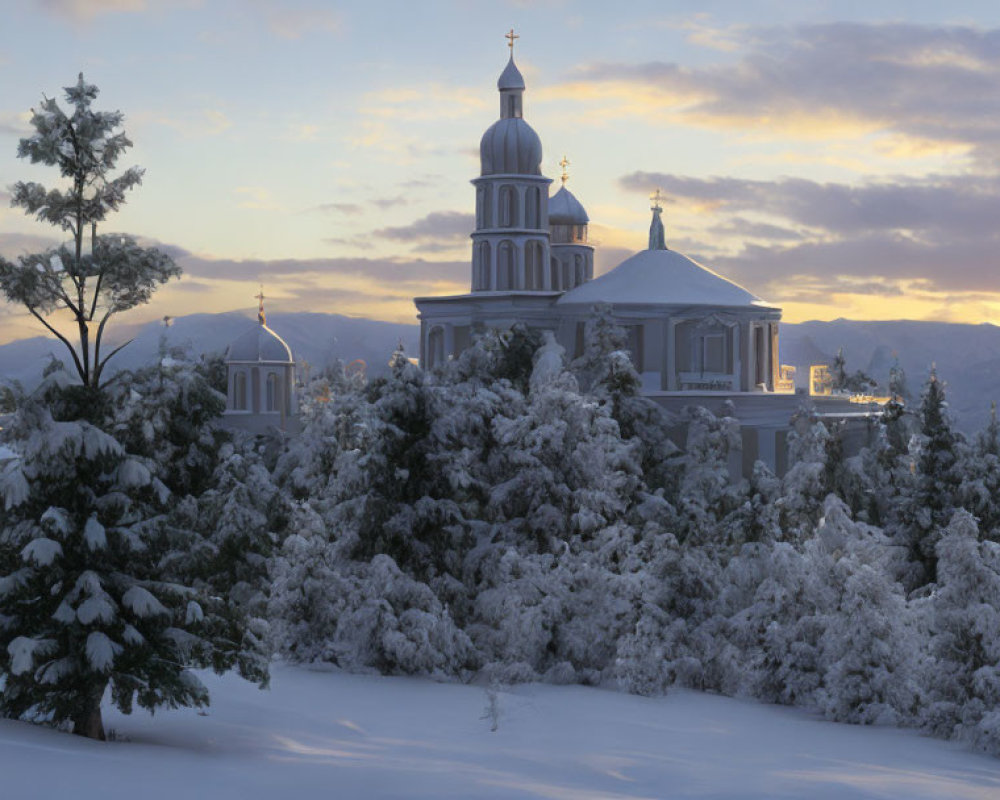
[[255, 286, 266, 324], [559, 155, 570, 186], [650, 188, 663, 210], [505, 28, 519, 53]]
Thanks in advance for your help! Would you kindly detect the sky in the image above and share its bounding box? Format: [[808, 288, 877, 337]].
[[1, 0, 1000, 343]]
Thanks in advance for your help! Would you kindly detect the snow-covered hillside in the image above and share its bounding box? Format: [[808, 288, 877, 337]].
[[2, 665, 999, 800]]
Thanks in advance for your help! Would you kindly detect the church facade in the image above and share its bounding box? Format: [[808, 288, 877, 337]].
[[414, 38, 879, 476]]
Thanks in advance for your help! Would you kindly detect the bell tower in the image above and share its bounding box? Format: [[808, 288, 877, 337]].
[[471, 31, 553, 293]]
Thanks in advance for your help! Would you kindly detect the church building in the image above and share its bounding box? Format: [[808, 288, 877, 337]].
[[414, 34, 878, 476]]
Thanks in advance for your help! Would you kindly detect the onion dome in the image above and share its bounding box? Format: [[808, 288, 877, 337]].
[[498, 56, 525, 91], [226, 323, 294, 363], [480, 119, 543, 175], [548, 185, 589, 225]]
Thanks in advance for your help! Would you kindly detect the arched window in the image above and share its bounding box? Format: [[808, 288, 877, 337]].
[[428, 327, 445, 368], [499, 185, 517, 228], [498, 241, 515, 290], [550, 258, 560, 291], [562, 260, 571, 290], [477, 241, 492, 290], [525, 241, 543, 289], [526, 187, 540, 229], [574, 254, 584, 286], [265, 373, 278, 412], [482, 186, 493, 228], [234, 372, 247, 411]]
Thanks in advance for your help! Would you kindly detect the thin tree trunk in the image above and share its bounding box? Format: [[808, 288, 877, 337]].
[[72, 699, 106, 741]]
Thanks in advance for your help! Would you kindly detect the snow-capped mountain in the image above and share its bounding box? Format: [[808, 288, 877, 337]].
[[2, 312, 998, 434]]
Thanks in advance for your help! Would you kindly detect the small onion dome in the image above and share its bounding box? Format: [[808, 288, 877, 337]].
[[548, 185, 589, 225], [480, 118, 543, 175], [498, 56, 525, 90], [557, 248, 776, 309], [226, 322, 294, 363]]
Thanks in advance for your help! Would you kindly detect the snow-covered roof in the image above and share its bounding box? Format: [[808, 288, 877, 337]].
[[225, 322, 294, 363], [548, 186, 589, 225], [557, 248, 776, 309], [498, 56, 525, 91]]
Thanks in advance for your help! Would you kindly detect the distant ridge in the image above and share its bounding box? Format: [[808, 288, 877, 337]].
[[1, 313, 997, 434]]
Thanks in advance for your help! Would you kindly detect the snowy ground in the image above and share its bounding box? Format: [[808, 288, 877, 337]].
[[2, 666, 1000, 800]]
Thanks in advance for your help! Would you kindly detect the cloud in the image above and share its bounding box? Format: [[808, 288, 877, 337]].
[[38, 0, 196, 22], [264, 7, 341, 39], [310, 202, 363, 216], [620, 171, 1000, 239], [0, 232, 64, 258], [0, 112, 32, 137], [39, 0, 145, 21], [374, 211, 474, 244], [176, 252, 467, 287], [372, 195, 408, 209], [234, 186, 280, 211], [566, 22, 1000, 165]]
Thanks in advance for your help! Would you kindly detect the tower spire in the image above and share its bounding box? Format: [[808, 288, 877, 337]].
[[649, 189, 667, 251]]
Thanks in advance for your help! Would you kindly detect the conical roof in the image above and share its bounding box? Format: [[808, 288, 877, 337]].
[[557, 248, 775, 309]]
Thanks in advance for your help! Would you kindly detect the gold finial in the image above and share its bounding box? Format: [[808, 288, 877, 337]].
[[650, 188, 663, 211], [255, 285, 266, 325], [559, 155, 570, 187], [505, 28, 519, 53]]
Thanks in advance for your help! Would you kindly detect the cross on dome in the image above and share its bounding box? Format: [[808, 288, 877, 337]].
[[505, 28, 519, 53], [255, 286, 266, 325], [560, 155, 570, 186], [650, 188, 663, 212]]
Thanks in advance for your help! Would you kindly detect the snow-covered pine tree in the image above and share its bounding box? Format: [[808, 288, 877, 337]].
[[0, 75, 179, 391], [960, 403, 1000, 541], [893, 368, 965, 586], [0, 384, 224, 740], [921, 510, 1000, 754]]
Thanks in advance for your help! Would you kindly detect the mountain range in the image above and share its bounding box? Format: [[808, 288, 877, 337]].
[[1, 312, 997, 435]]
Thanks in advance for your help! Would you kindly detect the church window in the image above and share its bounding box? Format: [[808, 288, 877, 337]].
[[562, 260, 571, 290], [428, 327, 445, 368], [482, 186, 493, 227], [574, 254, 584, 286], [499, 185, 517, 227], [626, 325, 644, 371], [525, 241, 543, 289], [754, 325, 766, 387], [478, 242, 492, 290], [498, 241, 515, 290], [234, 372, 247, 410], [265, 373, 279, 412], [702, 333, 725, 373], [550, 258, 560, 291], [526, 187, 540, 228]]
